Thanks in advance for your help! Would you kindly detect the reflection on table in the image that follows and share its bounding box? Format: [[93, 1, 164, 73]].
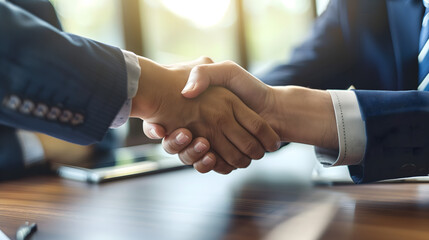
[[1, 144, 429, 240]]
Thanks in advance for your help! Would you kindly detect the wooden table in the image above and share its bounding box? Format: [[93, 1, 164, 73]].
[[1, 144, 429, 240]]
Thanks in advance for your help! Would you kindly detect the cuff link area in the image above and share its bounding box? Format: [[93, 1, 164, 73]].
[[2, 94, 85, 126]]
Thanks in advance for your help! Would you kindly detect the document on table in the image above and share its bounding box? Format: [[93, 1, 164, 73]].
[[0, 230, 10, 240]]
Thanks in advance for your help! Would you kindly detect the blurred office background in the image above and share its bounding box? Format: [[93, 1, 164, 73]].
[[50, 0, 330, 145]]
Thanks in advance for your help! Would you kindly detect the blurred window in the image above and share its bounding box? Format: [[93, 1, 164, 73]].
[[316, 0, 330, 16], [140, 0, 239, 64], [139, 0, 317, 72], [49, 0, 324, 77], [51, 0, 125, 48], [243, 0, 314, 73]]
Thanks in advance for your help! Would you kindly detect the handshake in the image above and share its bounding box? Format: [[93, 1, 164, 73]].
[[130, 57, 339, 174]]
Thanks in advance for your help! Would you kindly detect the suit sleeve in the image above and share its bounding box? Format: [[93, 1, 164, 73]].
[[260, 0, 354, 89], [0, 126, 26, 180], [0, 2, 128, 145], [349, 90, 429, 183]]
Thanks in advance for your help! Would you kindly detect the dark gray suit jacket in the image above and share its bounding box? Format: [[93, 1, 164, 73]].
[[0, 0, 125, 179]]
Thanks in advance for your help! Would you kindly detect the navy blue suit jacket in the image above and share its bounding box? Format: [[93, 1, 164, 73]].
[[0, 0, 126, 178], [262, 0, 429, 183]]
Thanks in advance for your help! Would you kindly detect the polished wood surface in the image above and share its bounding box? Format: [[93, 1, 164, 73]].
[[1, 144, 429, 240]]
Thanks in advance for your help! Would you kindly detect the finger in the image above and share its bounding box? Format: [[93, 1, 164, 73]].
[[161, 129, 192, 154], [223, 121, 265, 160], [178, 137, 210, 165], [233, 101, 280, 152], [192, 152, 216, 174], [142, 121, 166, 139], [213, 134, 252, 169], [212, 152, 236, 175]]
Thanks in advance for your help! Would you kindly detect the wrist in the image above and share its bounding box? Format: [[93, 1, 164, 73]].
[[130, 57, 161, 119], [269, 86, 338, 149], [129, 57, 195, 134]]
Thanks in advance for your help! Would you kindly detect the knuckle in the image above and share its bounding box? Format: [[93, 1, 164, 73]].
[[186, 149, 204, 161], [254, 151, 265, 160], [228, 154, 251, 169], [251, 119, 266, 135], [215, 117, 229, 128], [242, 141, 262, 159], [223, 60, 237, 68], [222, 60, 241, 75], [192, 65, 207, 75], [162, 139, 176, 154], [213, 159, 235, 174], [178, 153, 193, 165], [186, 146, 200, 158], [199, 56, 214, 64], [216, 167, 233, 175], [238, 156, 252, 168], [194, 162, 212, 174], [194, 165, 208, 173], [240, 158, 252, 168], [197, 169, 210, 174]]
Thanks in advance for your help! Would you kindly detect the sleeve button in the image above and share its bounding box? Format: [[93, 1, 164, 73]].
[[19, 100, 35, 114], [71, 113, 84, 126], [59, 110, 73, 123], [47, 107, 61, 121], [33, 104, 49, 118], [4, 95, 21, 110]]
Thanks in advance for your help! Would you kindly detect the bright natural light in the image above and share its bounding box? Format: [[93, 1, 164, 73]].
[[281, 0, 311, 14], [316, 0, 330, 15], [161, 0, 231, 28]]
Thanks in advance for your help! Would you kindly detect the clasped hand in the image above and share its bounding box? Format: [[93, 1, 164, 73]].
[[134, 57, 338, 175], [130, 57, 280, 174]]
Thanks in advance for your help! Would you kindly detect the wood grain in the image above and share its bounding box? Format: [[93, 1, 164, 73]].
[[1, 153, 429, 240]]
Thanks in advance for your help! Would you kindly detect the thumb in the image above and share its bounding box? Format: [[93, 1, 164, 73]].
[[181, 61, 269, 112], [181, 64, 213, 98], [181, 61, 239, 98]]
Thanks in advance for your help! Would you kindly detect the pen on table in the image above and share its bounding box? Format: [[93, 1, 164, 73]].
[[16, 222, 37, 240], [0, 222, 38, 240]]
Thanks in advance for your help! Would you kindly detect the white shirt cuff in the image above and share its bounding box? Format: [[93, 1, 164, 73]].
[[16, 130, 45, 167], [315, 90, 367, 166], [110, 50, 141, 128], [121, 50, 141, 98]]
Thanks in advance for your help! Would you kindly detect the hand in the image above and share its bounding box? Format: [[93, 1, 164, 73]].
[[157, 61, 338, 169], [182, 61, 338, 147], [131, 57, 280, 174], [143, 125, 216, 173], [143, 57, 216, 173]]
